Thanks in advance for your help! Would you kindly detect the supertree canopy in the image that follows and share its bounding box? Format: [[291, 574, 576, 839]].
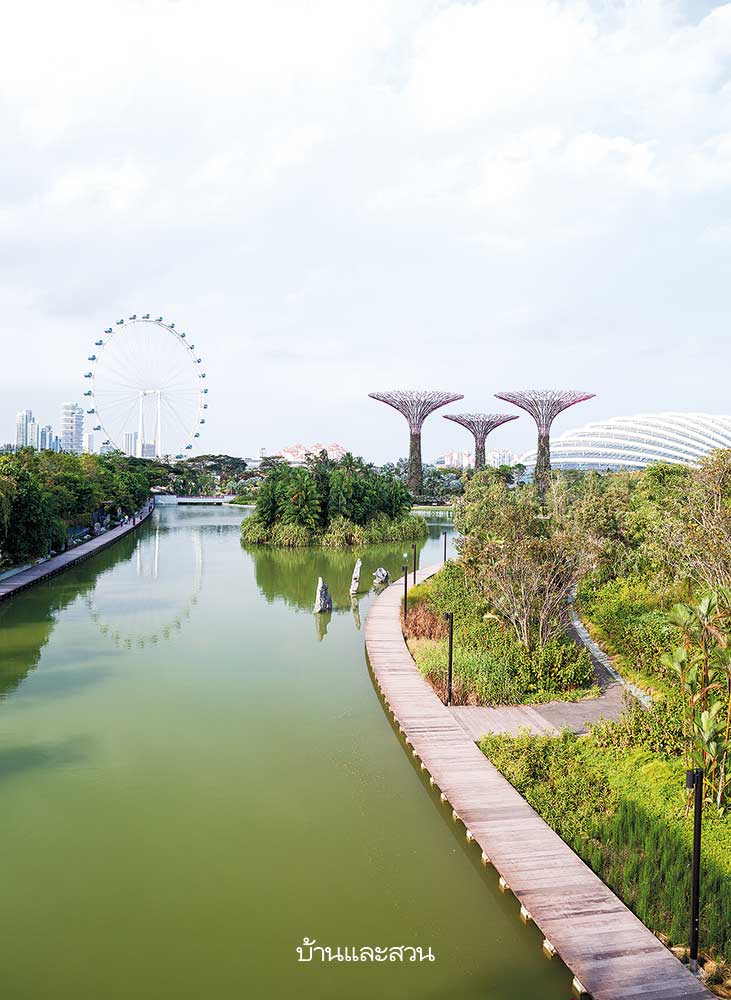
[[494, 390, 595, 500], [443, 413, 519, 471], [369, 390, 464, 494]]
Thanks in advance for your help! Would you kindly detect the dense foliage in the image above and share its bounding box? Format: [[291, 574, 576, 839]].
[[240, 451, 427, 547], [0, 449, 153, 566], [404, 561, 593, 705]]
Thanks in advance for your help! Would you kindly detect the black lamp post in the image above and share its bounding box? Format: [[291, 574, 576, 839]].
[[403, 564, 408, 619], [412, 543, 417, 585], [444, 612, 454, 706], [686, 767, 704, 973], [443, 530, 447, 562]]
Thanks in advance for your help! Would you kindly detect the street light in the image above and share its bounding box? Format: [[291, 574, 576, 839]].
[[443, 612, 454, 706], [686, 767, 704, 973], [443, 530, 447, 562], [402, 563, 408, 619]]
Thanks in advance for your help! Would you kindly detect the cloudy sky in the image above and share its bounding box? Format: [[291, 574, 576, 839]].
[[1, 0, 730, 462]]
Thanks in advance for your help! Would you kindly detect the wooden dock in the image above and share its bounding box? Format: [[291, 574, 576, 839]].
[[0, 503, 153, 603], [364, 564, 709, 1000]]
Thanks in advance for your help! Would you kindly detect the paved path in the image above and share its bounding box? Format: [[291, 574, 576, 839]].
[[365, 563, 708, 1000], [0, 503, 153, 602]]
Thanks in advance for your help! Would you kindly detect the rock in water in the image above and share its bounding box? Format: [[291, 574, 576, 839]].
[[349, 558, 363, 596], [313, 577, 333, 613], [373, 567, 390, 585]]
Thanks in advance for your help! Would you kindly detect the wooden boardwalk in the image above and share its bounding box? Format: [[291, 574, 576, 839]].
[[365, 564, 709, 1000], [0, 503, 153, 603]]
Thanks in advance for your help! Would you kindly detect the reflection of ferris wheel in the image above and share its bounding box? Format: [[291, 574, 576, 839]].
[[83, 314, 208, 459], [85, 527, 204, 648]]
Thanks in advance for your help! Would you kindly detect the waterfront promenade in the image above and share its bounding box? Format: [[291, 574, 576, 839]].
[[0, 502, 153, 602], [364, 564, 709, 1000]]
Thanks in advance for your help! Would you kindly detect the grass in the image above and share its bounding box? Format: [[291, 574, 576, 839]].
[[480, 731, 731, 970]]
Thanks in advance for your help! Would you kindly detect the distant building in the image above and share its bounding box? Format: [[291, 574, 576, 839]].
[[39, 425, 54, 451], [486, 449, 517, 468], [83, 432, 95, 454], [123, 431, 138, 457], [99, 441, 114, 455], [141, 442, 156, 458], [15, 409, 33, 449], [278, 442, 347, 464], [436, 450, 473, 469], [26, 417, 39, 450], [60, 402, 84, 454]]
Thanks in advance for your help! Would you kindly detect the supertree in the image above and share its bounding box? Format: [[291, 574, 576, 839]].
[[369, 390, 464, 494], [494, 390, 595, 500], [443, 413, 519, 471]]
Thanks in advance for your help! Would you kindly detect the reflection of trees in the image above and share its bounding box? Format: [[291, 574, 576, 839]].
[[0, 532, 140, 700], [247, 542, 429, 611]]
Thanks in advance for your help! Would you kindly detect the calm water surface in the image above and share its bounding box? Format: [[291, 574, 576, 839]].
[[0, 507, 571, 999]]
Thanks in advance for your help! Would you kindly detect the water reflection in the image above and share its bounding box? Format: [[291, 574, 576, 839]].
[[85, 524, 204, 648]]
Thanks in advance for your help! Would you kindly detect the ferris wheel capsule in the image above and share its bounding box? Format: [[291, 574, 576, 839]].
[[142, 313, 150, 319], [116, 318, 124, 325], [84, 372, 93, 378], [105, 327, 113, 334], [155, 316, 163, 322]]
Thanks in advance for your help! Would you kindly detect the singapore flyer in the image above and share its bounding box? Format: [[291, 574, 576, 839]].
[[83, 314, 208, 459]]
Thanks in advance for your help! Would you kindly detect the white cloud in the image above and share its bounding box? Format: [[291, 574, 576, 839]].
[[1, 1, 731, 460]]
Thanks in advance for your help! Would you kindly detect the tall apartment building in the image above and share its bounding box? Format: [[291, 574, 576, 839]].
[[60, 402, 84, 454], [39, 425, 57, 451], [123, 431, 138, 457], [15, 409, 33, 449]]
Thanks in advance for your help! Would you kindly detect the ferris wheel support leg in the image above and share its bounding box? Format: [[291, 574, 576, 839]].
[[137, 391, 144, 458], [156, 390, 162, 459]]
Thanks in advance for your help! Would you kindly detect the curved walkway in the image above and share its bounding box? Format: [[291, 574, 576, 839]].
[[0, 502, 154, 602], [364, 563, 708, 1000]]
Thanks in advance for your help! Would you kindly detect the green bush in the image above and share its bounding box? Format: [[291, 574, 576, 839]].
[[529, 639, 593, 692], [321, 516, 366, 548], [270, 523, 312, 547], [480, 732, 731, 960], [240, 516, 272, 545]]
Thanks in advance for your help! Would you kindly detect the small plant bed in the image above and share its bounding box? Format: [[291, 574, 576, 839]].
[[402, 563, 595, 706], [240, 452, 428, 548]]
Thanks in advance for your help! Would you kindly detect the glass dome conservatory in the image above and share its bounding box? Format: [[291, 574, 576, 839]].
[[519, 412, 731, 472]]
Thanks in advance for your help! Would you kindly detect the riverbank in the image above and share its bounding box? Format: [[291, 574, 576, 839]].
[[0, 501, 153, 602], [364, 563, 709, 1000]]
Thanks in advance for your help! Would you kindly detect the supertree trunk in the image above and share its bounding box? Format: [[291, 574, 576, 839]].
[[409, 431, 423, 493], [534, 430, 551, 501], [474, 440, 486, 471]]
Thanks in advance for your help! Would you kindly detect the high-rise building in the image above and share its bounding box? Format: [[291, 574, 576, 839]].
[[486, 449, 517, 468], [123, 431, 138, 457], [60, 402, 84, 454], [39, 425, 54, 451], [26, 417, 39, 450], [15, 409, 33, 449], [83, 432, 95, 454]]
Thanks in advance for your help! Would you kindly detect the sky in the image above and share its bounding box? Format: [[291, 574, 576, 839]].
[[1, 0, 730, 463]]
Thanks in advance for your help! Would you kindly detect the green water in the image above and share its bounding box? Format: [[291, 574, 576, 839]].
[[0, 507, 571, 999]]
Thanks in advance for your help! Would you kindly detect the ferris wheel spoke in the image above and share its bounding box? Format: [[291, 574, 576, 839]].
[[89, 318, 204, 456]]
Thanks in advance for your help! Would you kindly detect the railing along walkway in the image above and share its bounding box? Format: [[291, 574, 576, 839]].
[[0, 503, 153, 602], [364, 563, 708, 1000]]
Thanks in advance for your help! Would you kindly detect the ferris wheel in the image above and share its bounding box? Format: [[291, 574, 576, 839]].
[[83, 314, 208, 459]]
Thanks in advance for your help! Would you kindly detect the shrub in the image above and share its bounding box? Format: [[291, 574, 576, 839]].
[[240, 516, 272, 545], [402, 603, 448, 640], [321, 516, 365, 548], [270, 523, 312, 547], [529, 639, 593, 692], [410, 637, 529, 706]]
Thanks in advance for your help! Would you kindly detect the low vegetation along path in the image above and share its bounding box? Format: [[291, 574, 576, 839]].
[[448, 604, 627, 739], [364, 563, 709, 1000]]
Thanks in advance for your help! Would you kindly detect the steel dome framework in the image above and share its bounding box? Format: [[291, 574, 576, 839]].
[[519, 413, 731, 472]]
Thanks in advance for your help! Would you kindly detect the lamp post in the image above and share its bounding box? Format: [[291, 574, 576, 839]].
[[412, 543, 417, 585], [444, 612, 454, 706], [443, 530, 447, 562], [403, 563, 408, 619], [686, 767, 704, 973]]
